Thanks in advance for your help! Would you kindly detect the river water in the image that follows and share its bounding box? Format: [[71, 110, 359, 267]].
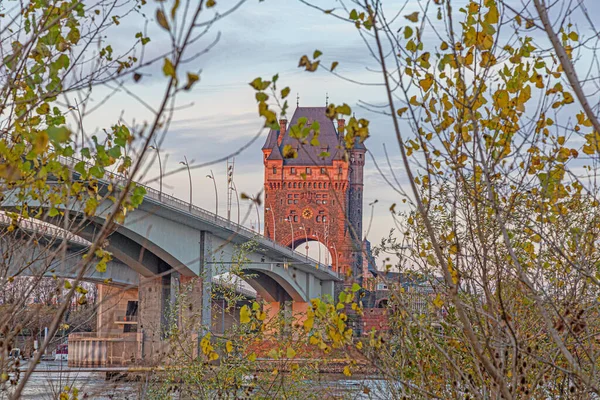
[[2, 361, 396, 399]]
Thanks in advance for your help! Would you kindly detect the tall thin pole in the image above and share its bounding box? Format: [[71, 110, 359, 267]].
[[207, 170, 218, 219], [285, 218, 294, 248], [301, 225, 308, 258], [149, 143, 162, 201], [313, 233, 321, 264], [231, 183, 240, 225], [254, 200, 260, 235], [180, 156, 192, 211]]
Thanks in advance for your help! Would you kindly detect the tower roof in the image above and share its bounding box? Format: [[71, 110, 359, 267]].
[[262, 107, 348, 166]]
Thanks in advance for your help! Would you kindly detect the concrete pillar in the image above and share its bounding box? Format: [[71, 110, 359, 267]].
[[139, 276, 166, 359], [199, 231, 213, 335], [96, 285, 138, 335]]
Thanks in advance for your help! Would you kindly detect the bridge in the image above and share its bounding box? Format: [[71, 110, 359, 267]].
[[1, 155, 341, 365]]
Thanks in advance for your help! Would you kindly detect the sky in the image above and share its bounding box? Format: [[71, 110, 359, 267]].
[[71, 0, 600, 267], [74, 0, 417, 267]]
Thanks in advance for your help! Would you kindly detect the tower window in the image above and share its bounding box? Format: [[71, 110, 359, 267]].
[[306, 167, 311, 174], [359, 154, 362, 159], [339, 167, 342, 174], [294, 215, 298, 222], [321, 168, 326, 174], [316, 216, 321, 222], [322, 216, 327, 222], [291, 167, 296, 174], [273, 167, 277, 174]]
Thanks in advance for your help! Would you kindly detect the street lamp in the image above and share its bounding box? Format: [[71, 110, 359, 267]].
[[149, 143, 162, 201], [312, 233, 321, 264], [284, 217, 294, 249], [298, 225, 309, 258], [206, 170, 218, 219], [332, 243, 339, 274], [265, 204, 276, 242], [179, 156, 192, 211], [229, 184, 240, 225]]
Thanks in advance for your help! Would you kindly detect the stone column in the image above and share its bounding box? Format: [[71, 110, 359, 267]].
[[138, 276, 166, 360]]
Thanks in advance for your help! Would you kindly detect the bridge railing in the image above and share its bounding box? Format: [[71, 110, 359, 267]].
[[54, 155, 339, 279], [0, 212, 90, 246]]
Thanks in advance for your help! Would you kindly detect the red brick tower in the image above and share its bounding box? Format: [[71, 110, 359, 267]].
[[262, 107, 365, 278]]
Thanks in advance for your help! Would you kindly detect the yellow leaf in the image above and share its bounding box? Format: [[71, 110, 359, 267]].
[[485, 5, 499, 24], [240, 305, 251, 324], [247, 352, 257, 362], [433, 293, 443, 308], [156, 9, 170, 31], [343, 366, 352, 376], [286, 347, 296, 359], [226, 341, 233, 353], [419, 74, 433, 92], [397, 107, 408, 117], [303, 317, 314, 332], [356, 341, 363, 350], [404, 12, 419, 22], [440, 41, 448, 51]]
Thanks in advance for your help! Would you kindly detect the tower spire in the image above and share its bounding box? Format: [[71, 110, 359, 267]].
[[296, 93, 300, 107], [325, 92, 329, 107]]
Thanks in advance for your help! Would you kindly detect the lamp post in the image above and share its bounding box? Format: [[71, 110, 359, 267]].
[[265, 204, 276, 242], [284, 217, 294, 249], [230, 184, 240, 225], [206, 170, 218, 219], [149, 143, 162, 201], [312, 233, 321, 264], [299, 225, 309, 258], [179, 156, 192, 211]]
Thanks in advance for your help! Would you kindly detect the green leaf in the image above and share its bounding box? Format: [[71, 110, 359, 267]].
[[281, 87, 290, 99], [331, 61, 339, 71], [74, 161, 87, 176], [107, 146, 121, 158], [47, 126, 70, 143], [48, 208, 59, 217], [90, 166, 105, 179], [404, 26, 413, 39], [349, 9, 358, 20], [352, 283, 361, 292], [313, 50, 322, 59], [282, 145, 298, 159], [162, 58, 175, 78]]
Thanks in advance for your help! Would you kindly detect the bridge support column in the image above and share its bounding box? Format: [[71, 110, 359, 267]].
[[139, 276, 166, 360], [199, 231, 213, 335]]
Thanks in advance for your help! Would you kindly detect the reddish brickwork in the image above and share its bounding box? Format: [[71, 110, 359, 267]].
[[361, 307, 390, 335], [262, 107, 366, 276]]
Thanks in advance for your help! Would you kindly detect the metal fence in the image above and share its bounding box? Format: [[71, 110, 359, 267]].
[[0, 212, 90, 246]]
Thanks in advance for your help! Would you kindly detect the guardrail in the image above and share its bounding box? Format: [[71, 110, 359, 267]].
[[0, 213, 90, 246], [55, 155, 340, 280]]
